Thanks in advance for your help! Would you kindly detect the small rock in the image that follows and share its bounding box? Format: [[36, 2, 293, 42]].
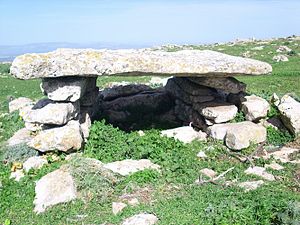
[[265, 162, 284, 170], [267, 147, 299, 163], [244, 166, 275, 181], [273, 55, 289, 62], [79, 110, 92, 141], [23, 156, 48, 172], [34, 168, 77, 213], [271, 93, 280, 107], [7, 128, 32, 146], [10, 169, 25, 182], [28, 120, 83, 152], [197, 151, 207, 158], [161, 126, 207, 144], [138, 130, 145, 136], [121, 213, 158, 225], [9, 97, 34, 113], [278, 95, 300, 136], [199, 168, 217, 178], [241, 95, 270, 121], [112, 202, 127, 215], [103, 159, 160, 176], [252, 46, 264, 51], [128, 198, 139, 206], [238, 180, 264, 192], [276, 46, 292, 53]]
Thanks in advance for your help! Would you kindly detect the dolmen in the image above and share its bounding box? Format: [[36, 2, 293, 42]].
[[10, 48, 273, 151]]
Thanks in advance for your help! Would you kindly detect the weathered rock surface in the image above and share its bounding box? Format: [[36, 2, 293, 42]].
[[28, 120, 83, 152], [112, 202, 127, 215], [208, 121, 266, 150], [121, 213, 158, 225], [10, 170, 25, 182], [9, 97, 35, 113], [23, 156, 48, 172], [267, 147, 299, 163], [273, 55, 289, 62], [11, 49, 272, 79], [238, 180, 264, 192], [199, 168, 217, 178], [278, 95, 300, 135], [265, 162, 284, 171], [161, 126, 207, 143], [23, 99, 79, 125], [103, 159, 160, 176], [244, 166, 275, 181], [34, 168, 77, 213], [7, 128, 32, 146], [241, 95, 270, 121], [196, 102, 238, 124], [41, 77, 97, 102], [188, 77, 246, 94]]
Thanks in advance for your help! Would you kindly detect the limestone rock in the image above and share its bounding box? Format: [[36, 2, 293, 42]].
[[278, 95, 300, 135], [161, 126, 207, 143], [199, 168, 217, 178], [28, 120, 83, 152], [9, 97, 35, 113], [267, 147, 299, 163], [23, 156, 48, 172], [41, 77, 97, 102], [241, 95, 270, 121], [100, 84, 153, 101], [112, 202, 127, 215], [244, 166, 275, 181], [188, 77, 246, 94], [273, 55, 289, 62], [11, 49, 272, 79], [10, 169, 25, 182], [23, 99, 79, 125], [103, 159, 160, 176], [33, 168, 77, 213], [238, 180, 264, 192], [197, 151, 207, 158], [196, 102, 238, 124], [79, 109, 92, 141], [121, 213, 158, 225], [264, 162, 284, 171], [7, 128, 32, 146], [276, 46, 292, 53]]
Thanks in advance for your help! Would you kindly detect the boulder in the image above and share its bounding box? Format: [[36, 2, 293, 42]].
[[23, 99, 79, 125], [8, 97, 35, 113], [188, 77, 246, 94], [241, 95, 270, 121], [238, 180, 264, 192], [195, 102, 238, 124], [23, 156, 48, 172], [273, 55, 289, 62], [7, 128, 32, 146], [276, 46, 292, 53], [11, 49, 272, 79], [278, 95, 300, 135], [121, 213, 158, 225], [103, 159, 160, 176], [41, 77, 97, 102], [33, 168, 77, 213], [28, 120, 83, 152], [244, 166, 275, 181], [161, 126, 207, 143], [267, 147, 299, 163]]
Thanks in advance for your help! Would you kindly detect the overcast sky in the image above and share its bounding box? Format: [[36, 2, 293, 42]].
[[0, 0, 300, 46]]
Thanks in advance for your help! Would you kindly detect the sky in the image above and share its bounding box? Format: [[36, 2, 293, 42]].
[[0, 0, 300, 47]]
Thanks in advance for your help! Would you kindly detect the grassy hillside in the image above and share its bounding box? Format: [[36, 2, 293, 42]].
[[0, 37, 300, 224]]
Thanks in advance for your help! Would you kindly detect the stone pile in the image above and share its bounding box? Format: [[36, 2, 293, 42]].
[[10, 48, 274, 152]]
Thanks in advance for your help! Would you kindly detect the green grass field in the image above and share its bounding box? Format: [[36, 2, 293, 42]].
[[0, 38, 300, 224]]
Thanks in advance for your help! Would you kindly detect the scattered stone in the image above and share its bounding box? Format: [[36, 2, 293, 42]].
[[267, 147, 299, 163], [276, 46, 292, 53], [197, 102, 238, 124], [7, 128, 32, 146], [138, 130, 145, 136], [252, 46, 265, 51], [161, 126, 207, 143], [23, 156, 48, 172], [121, 213, 158, 225], [273, 55, 289, 62], [23, 99, 79, 125], [103, 159, 160, 176], [278, 95, 300, 135], [188, 77, 246, 94], [197, 151, 207, 158], [79, 110, 92, 141], [265, 162, 284, 171], [41, 77, 96, 102], [238, 180, 264, 192], [241, 95, 270, 121], [9, 97, 34, 113], [11, 49, 272, 79], [28, 120, 83, 152], [128, 198, 140, 206], [244, 166, 275, 181], [34, 168, 77, 213], [199, 168, 217, 179], [10, 169, 25, 182], [112, 202, 127, 215]]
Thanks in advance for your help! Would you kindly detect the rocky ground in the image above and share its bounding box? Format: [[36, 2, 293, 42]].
[[0, 36, 300, 225]]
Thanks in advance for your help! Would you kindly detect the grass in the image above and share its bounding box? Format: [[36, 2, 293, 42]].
[[0, 37, 300, 224]]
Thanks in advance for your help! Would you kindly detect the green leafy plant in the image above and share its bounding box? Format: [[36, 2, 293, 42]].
[[276, 201, 300, 224], [0, 143, 38, 163], [267, 126, 294, 146], [230, 111, 245, 123]]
